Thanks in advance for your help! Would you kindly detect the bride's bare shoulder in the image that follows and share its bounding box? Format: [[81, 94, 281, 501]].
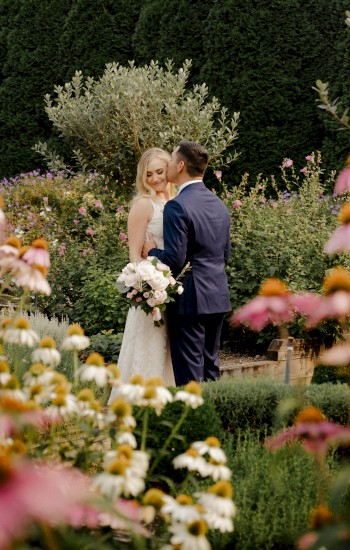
[[129, 196, 153, 218]]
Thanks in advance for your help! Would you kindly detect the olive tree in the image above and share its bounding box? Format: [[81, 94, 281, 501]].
[[35, 59, 239, 194]]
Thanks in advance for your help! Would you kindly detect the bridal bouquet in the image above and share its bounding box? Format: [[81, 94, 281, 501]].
[[116, 257, 186, 326]]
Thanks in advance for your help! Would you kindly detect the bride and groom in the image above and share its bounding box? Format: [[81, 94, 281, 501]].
[[110, 141, 231, 394]]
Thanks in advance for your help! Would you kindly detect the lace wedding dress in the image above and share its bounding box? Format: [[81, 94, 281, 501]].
[[108, 200, 175, 400]]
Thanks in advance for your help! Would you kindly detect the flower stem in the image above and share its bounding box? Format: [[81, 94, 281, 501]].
[[148, 406, 189, 477], [141, 407, 149, 452]]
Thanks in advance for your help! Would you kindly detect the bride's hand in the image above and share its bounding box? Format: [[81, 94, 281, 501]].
[[142, 232, 157, 258]]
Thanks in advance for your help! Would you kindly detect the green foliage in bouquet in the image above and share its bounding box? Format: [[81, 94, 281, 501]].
[[35, 59, 239, 195]]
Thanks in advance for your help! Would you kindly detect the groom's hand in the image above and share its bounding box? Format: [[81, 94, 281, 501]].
[[142, 234, 157, 258]]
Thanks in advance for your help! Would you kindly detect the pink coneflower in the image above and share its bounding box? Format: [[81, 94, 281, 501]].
[[303, 267, 350, 325], [324, 203, 350, 254], [265, 406, 350, 457], [21, 238, 50, 269], [334, 163, 350, 194], [231, 278, 292, 330], [320, 341, 350, 365], [0, 455, 87, 550]]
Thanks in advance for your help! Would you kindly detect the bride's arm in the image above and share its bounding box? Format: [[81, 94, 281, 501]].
[[127, 198, 153, 262]]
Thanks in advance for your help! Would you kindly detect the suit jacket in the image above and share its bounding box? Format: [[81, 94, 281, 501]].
[[149, 181, 231, 315]]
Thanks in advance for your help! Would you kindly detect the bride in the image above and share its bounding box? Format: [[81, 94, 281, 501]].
[[108, 148, 175, 397]]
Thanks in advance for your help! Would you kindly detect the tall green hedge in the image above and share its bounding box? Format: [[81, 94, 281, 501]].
[[1, 0, 350, 182]]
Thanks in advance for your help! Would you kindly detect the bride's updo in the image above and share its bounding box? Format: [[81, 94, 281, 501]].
[[135, 147, 173, 200]]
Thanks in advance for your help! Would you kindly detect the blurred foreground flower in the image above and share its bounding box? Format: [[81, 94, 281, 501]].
[[231, 278, 292, 330], [324, 203, 350, 254], [265, 406, 350, 457]]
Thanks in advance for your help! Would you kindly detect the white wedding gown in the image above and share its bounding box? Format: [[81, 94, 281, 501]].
[[109, 200, 175, 400]]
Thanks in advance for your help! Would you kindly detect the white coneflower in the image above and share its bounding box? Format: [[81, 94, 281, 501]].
[[0, 374, 26, 401], [173, 448, 212, 477], [22, 363, 54, 387], [76, 388, 101, 418], [115, 430, 137, 449], [106, 397, 136, 429], [106, 363, 121, 387], [21, 238, 50, 269], [115, 374, 145, 405], [0, 360, 11, 385], [32, 336, 61, 368], [138, 377, 172, 415], [45, 390, 78, 420], [161, 494, 201, 523], [24, 381, 51, 405], [206, 460, 231, 482], [0, 319, 14, 341], [192, 437, 227, 463], [14, 259, 51, 295], [61, 324, 90, 351], [196, 481, 236, 533], [93, 446, 149, 499], [174, 381, 204, 409], [3, 318, 39, 347], [77, 352, 111, 387], [169, 519, 210, 550]]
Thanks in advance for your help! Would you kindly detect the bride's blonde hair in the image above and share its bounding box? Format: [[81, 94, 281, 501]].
[[134, 148, 175, 200]]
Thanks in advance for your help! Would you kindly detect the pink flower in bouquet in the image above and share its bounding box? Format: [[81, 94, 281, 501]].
[[231, 278, 292, 330], [324, 203, 350, 254], [265, 406, 350, 457], [334, 163, 350, 194], [282, 159, 293, 168]]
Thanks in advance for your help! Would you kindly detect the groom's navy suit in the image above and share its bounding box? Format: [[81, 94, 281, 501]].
[[149, 181, 231, 385]]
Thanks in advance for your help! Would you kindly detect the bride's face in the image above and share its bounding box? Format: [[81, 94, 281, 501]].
[[146, 158, 169, 195]]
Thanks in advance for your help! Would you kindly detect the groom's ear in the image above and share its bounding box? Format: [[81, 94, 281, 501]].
[[178, 160, 185, 173]]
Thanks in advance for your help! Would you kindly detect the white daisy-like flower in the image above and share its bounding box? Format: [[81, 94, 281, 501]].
[[196, 481, 236, 533], [0, 359, 11, 385], [24, 382, 52, 405], [3, 317, 39, 347], [116, 430, 137, 449], [115, 375, 146, 405], [22, 363, 54, 387], [61, 324, 90, 351], [76, 388, 101, 419], [169, 519, 210, 550], [106, 397, 136, 428], [174, 381, 204, 409], [161, 495, 201, 523], [138, 378, 173, 415], [173, 448, 212, 477], [206, 461, 231, 482], [45, 392, 79, 420], [32, 336, 61, 368], [14, 261, 51, 295], [93, 446, 149, 499], [77, 352, 111, 387], [192, 437, 227, 463]]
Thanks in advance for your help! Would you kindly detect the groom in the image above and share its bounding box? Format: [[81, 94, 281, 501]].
[[142, 141, 231, 386]]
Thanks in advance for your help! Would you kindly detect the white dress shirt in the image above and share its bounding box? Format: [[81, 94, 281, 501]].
[[178, 179, 203, 194]]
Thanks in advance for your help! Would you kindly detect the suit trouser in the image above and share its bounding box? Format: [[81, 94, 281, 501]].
[[166, 305, 225, 386]]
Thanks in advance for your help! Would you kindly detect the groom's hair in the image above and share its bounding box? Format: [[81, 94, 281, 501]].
[[176, 141, 208, 177]]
